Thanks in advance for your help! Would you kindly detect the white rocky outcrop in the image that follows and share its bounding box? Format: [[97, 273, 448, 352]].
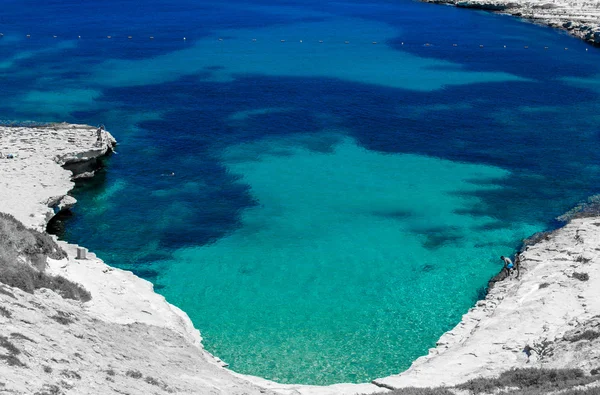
[[374, 216, 600, 389], [0, 123, 116, 231], [423, 0, 600, 45]]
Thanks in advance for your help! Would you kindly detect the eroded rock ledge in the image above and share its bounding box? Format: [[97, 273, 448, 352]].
[[374, 215, 600, 389], [423, 0, 600, 45], [0, 123, 116, 231]]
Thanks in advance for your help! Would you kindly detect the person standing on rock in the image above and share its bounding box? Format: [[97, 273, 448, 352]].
[[500, 255, 515, 278]]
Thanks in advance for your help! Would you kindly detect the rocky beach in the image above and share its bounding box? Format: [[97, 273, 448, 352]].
[[422, 0, 600, 45]]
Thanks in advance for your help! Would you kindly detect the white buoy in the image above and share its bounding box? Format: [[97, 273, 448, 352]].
[[107, 35, 111, 39], [183, 37, 186, 40], [504, 45, 507, 48], [544, 46, 548, 49], [401, 42, 404, 45], [300, 39, 303, 43], [78, 35, 81, 39], [586, 48, 589, 51], [53, 35, 57, 38], [453, 43, 457, 47], [565, 47, 568, 50], [480, 44, 483, 48]]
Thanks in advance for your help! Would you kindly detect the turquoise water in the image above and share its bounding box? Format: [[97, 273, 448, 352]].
[[2, 0, 600, 384]]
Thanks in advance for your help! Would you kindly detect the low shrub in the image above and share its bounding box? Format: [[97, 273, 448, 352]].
[[0, 335, 25, 367], [380, 388, 455, 395], [50, 311, 75, 325], [0, 213, 66, 261], [456, 368, 594, 394], [126, 370, 143, 379], [539, 282, 550, 289], [10, 333, 35, 343], [568, 330, 600, 342], [0, 285, 15, 299], [572, 272, 590, 281], [0, 214, 91, 302], [0, 305, 11, 318]]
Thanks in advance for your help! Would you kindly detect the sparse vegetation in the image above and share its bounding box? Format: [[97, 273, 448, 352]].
[[538, 282, 550, 289], [456, 368, 594, 394], [126, 369, 143, 379], [145, 376, 161, 386], [60, 370, 81, 380], [10, 332, 35, 343], [43, 365, 52, 373], [50, 311, 75, 325], [0, 335, 25, 367], [106, 368, 116, 376], [0, 285, 15, 299], [0, 212, 66, 261], [0, 213, 90, 301], [378, 388, 455, 395], [144, 375, 173, 392], [572, 272, 590, 281], [34, 384, 63, 395], [575, 256, 591, 264], [567, 330, 600, 342], [0, 305, 11, 318]]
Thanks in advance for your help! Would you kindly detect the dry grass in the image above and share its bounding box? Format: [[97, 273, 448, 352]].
[[371, 369, 600, 395], [0, 213, 90, 301]]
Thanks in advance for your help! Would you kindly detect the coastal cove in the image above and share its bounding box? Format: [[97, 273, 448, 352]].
[[1, 0, 600, 390], [1, 123, 599, 395]]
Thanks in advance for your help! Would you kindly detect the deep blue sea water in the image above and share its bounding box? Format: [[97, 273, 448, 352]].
[[2, 0, 600, 385]]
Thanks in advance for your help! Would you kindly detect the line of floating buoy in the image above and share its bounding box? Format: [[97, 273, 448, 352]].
[[2, 33, 595, 53]]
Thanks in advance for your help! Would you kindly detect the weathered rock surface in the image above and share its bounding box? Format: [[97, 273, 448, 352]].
[[374, 216, 600, 388], [423, 0, 600, 45], [0, 123, 116, 231]]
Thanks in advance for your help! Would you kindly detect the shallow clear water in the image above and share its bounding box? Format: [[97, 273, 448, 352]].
[[2, 0, 600, 384]]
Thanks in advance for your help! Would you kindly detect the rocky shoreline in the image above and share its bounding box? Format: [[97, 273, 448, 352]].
[[422, 0, 600, 45], [0, 123, 384, 395], [1, 123, 599, 394]]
